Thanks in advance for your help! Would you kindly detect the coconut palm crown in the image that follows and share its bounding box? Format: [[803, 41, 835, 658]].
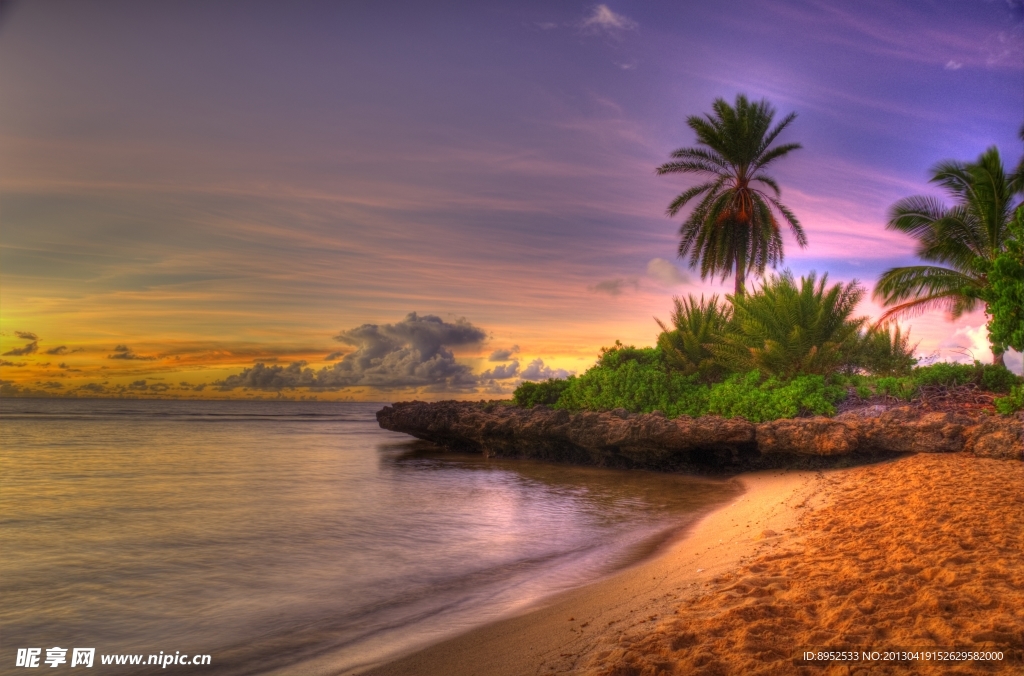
[[874, 146, 1019, 365], [657, 94, 807, 296]]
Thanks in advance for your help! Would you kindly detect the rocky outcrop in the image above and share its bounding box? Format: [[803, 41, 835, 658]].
[[376, 401, 1023, 469]]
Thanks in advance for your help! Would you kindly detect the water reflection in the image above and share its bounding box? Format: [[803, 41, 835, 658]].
[[1, 400, 740, 676]]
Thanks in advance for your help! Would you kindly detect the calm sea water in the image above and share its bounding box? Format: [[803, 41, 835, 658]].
[[0, 399, 740, 675]]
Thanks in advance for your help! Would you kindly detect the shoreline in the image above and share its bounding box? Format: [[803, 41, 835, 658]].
[[357, 467, 825, 676]]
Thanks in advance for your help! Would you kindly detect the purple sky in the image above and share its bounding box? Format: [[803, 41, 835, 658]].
[[1, 0, 1022, 399]]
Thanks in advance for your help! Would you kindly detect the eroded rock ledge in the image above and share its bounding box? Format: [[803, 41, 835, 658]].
[[376, 401, 1023, 470]]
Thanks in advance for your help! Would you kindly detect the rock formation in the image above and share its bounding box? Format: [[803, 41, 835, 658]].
[[376, 401, 1023, 470]]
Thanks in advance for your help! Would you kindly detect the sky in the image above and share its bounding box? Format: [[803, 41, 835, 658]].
[[1, 0, 1022, 401]]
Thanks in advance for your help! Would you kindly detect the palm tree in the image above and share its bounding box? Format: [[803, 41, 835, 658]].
[[656, 95, 807, 296], [874, 147, 1019, 366]]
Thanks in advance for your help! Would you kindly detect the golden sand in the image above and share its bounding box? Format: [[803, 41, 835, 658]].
[[365, 454, 1023, 676], [585, 454, 1024, 675]]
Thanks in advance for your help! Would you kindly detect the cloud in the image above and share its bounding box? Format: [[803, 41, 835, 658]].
[[327, 312, 486, 389], [581, 5, 638, 32], [937, 323, 993, 363], [16, 331, 39, 340], [128, 380, 149, 390], [1, 360, 27, 367], [945, 60, 963, 70], [47, 345, 68, 355], [480, 360, 520, 380], [108, 344, 157, 360], [520, 358, 573, 381], [646, 258, 689, 286], [3, 341, 38, 356], [77, 383, 107, 393], [41, 381, 63, 389], [488, 345, 520, 361], [325, 351, 345, 361], [217, 312, 488, 391], [589, 278, 638, 295]]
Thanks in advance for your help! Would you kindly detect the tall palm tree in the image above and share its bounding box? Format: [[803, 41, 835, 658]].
[[874, 147, 1019, 366], [656, 95, 807, 296]]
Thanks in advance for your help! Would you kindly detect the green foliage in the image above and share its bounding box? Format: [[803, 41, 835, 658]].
[[706, 371, 845, 422], [985, 205, 1024, 353], [656, 94, 806, 296], [854, 323, 918, 376], [980, 365, 1023, 393], [712, 271, 865, 378], [656, 294, 731, 381], [512, 378, 574, 408], [555, 345, 710, 418], [855, 361, 1022, 401], [994, 385, 1024, 415], [595, 341, 662, 369], [910, 361, 1021, 393], [874, 376, 918, 401]]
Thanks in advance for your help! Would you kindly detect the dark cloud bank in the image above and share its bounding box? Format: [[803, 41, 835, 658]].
[[217, 313, 488, 391], [216, 312, 570, 393]]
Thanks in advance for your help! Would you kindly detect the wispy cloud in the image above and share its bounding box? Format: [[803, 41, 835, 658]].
[[581, 5, 637, 32], [107, 344, 158, 360], [3, 341, 38, 356], [590, 278, 638, 295], [488, 345, 520, 361], [646, 258, 688, 287]]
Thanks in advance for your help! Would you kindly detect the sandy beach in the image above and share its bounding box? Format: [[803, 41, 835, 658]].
[[364, 453, 1023, 675]]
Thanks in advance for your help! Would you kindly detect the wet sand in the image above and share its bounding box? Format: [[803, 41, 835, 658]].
[[363, 454, 1023, 675]]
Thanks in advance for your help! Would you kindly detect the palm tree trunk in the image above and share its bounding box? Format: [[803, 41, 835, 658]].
[[993, 348, 1006, 368], [734, 255, 746, 297]]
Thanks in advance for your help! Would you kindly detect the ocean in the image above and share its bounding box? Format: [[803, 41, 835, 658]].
[[0, 398, 740, 675]]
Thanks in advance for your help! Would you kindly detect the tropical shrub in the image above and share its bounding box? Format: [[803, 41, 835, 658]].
[[994, 385, 1024, 415], [706, 371, 845, 422], [854, 323, 918, 376], [554, 345, 710, 418], [713, 271, 865, 377], [873, 376, 918, 401], [513, 377, 573, 407], [656, 294, 731, 381], [985, 205, 1024, 353], [912, 361, 1021, 393]]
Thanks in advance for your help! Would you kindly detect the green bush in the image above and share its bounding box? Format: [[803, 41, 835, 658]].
[[555, 345, 710, 418], [855, 323, 918, 376], [656, 294, 731, 382], [980, 365, 1022, 393], [512, 378, 574, 407], [985, 205, 1024, 354], [706, 371, 845, 422], [910, 361, 1021, 393], [994, 385, 1024, 415], [712, 271, 865, 378], [874, 376, 918, 401]]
